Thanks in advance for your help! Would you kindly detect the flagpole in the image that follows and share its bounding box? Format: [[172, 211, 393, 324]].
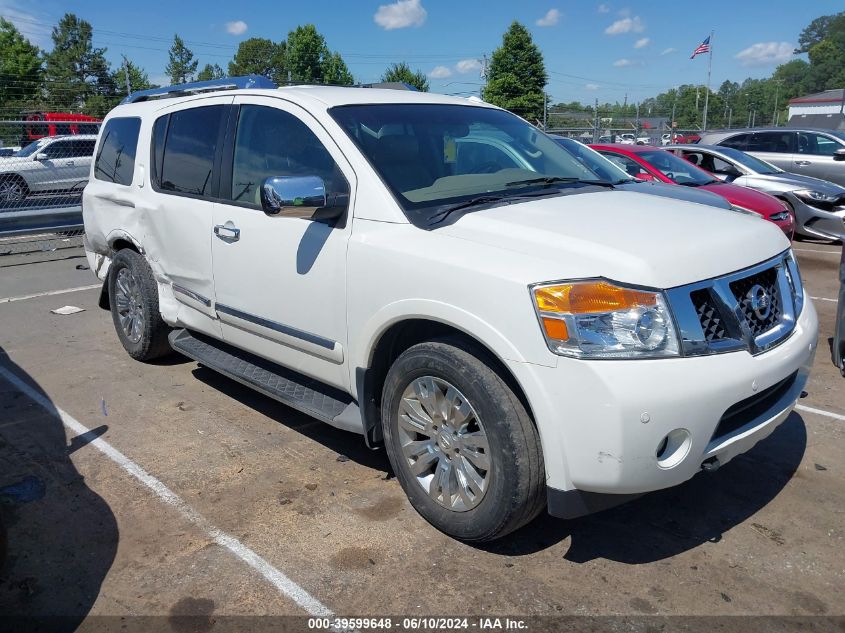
[[702, 30, 713, 132]]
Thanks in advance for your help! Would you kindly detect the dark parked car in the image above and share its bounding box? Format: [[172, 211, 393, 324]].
[[835, 245, 845, 377], [698, 128, 845, 187]]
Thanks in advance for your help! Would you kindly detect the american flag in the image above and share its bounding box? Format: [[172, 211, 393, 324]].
[[690, 36, 711, 59]]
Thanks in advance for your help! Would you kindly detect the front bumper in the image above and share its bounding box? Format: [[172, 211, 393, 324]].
[[508, 295, 818, 516], [789, 194, 845, 241]]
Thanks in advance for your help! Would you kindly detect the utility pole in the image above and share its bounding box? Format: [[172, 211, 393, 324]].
[[727, 107, 732, 128], [635, 102, 640, 131], [593, 98, 599, 143], [480, 54, 488, 81], [702, 30, 714, 131], [543, 93, 548, 131], [122, 55, 131, 96], [670, 90, 677, 143], [772, 79, 783, 126]]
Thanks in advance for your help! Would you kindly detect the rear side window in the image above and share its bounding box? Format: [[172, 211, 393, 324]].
[[155, 105, 224, 197], [95, 117, 141, 185], [719, 133, 749, 150], [748, 131, 795, 153]]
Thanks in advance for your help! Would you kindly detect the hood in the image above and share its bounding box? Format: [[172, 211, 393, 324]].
[[699, 181, 785, 215], [616, 180, 732, 209], [436, 190, 789, 289], [750, 171, 845, 194]]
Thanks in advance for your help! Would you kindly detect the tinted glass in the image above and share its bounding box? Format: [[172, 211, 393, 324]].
[[798, 132, 840, 156], [554, 138, 631, 183], [719, 133, 749, 150], [637, 149, 717, 186], [714, 146, 780, 174], [229, 105, 347, 207], [159, 105, 224, 196], [72, 139, 96, 157], [598, 152, 650, 178], [748, 131, 795, 153], [330, 104, 600, 224], [151, 115, 168, 187], [43, 140, 73, 158], [95, 117, 141, 186]]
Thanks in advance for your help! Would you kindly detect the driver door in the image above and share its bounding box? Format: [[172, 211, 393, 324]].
[[210, 96, 356, 390]]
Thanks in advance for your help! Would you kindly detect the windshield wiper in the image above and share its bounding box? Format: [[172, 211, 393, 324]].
[[505, 176, 615, 189], [427, 195, 511, 226]]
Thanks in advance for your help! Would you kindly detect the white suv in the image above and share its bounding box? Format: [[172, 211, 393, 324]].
[[0, 135, 97, 203], [83, 82, 818, 541]]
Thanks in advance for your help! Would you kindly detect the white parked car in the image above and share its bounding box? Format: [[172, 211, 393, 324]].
[[83, 81, 818, 541], [0, 135, 97, 203], [618, 133, 636, 145]]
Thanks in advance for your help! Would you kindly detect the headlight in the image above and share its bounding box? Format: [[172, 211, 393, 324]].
[[794, 189, 839, 204], [784, 250, 804, 316], [531, 280, 680, 359]]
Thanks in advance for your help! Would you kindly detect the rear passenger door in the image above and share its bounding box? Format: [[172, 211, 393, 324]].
[[144, 97, 233, 337], [210, 96, 356, 390]]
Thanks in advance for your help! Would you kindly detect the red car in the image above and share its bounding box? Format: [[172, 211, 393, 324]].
[[591, 144, 794, 239]]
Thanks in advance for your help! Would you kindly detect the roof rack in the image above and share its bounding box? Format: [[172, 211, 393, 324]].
[[355, 81, 418, 91], [120, 75, 277, 104]]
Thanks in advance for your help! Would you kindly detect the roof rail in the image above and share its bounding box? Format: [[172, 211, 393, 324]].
[[355, 81, 418, 91], [121, 75, 277, 104]]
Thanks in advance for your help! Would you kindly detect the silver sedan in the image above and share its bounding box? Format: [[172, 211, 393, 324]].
[[666, 144, 845, 241]]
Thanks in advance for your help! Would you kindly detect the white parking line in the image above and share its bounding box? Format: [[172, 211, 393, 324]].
[[0, 284, 101, 305], [793, 248, 841, 256], [810, 296, 838, 303], [0, 364, 336, 620], [796, 404, 845, 422]]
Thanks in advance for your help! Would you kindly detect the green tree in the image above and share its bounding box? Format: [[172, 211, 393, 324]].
[[795, 11, 845, 53], [0, 18, 42, 116], [228, 37, 286, 82], [805, 39, 845, 92], [166, 34, 198, 84], [381, 62, 429, 91], [285, 25, 353, 84], [114, 59, 155, 96], [44, 13, 115, 112], [197, 63, 225, 81], [482, 21, 547, 120]]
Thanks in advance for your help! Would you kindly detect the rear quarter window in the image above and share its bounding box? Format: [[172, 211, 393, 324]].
[[94, 117, 141, 186]]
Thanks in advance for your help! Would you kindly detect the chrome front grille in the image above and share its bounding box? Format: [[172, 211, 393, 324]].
[[666, 252, 799, 357]]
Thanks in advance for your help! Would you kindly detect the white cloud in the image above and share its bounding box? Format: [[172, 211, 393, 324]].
[[374, 0, 427, 30], [585, 83, 600, 90], [536, 8, 561, 27], [0, 1, 49, 46], [429, 65, 452, 79], [225, 20, 248, 35], [660, 47, 677, 56], [612, 58, 641, 67], [597, 3, 610, 13], [734, 41, 794, 67], [634, 37, 650, 49], [604, 16, 644, 35], [456, 58, 481, 73]]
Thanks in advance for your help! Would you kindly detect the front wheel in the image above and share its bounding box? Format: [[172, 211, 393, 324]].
[[108, 249, 172, 361], [381, 338, 545, 541], [0, 176, 28, 205]]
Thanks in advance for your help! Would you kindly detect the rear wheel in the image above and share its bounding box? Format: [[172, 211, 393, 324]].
[[0, 176, 28, 204], [381, 338, 545, 541], [108, 249, 172, 361]]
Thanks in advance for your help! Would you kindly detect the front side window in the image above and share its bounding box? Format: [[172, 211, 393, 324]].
[[42, 141, 73, 159], [715, 146, 780, 174], [636, 149, 717, 186], [228, 105, 347, 208], [95, 117, 141, 186], [157, 105, 224, 196], [330, 104, 600, 226], [798, 132, 841, 156]]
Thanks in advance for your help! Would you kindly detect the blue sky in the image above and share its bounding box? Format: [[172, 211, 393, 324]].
[[1, 0, 840, 103]]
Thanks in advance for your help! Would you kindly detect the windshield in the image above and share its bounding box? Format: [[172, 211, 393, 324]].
[[14, 138, 50, 158], [330, 104, 605, 225], [637, 149, 716, 186], [553, 137, 633, 184], [715, 146, 781, 174]]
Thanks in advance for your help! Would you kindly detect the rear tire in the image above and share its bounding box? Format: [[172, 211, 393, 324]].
[[108, 249, 172, 361], [381, 338, 545, 541]]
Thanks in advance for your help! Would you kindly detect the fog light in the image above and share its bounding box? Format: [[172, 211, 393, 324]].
[[656, 428, 691, 469]]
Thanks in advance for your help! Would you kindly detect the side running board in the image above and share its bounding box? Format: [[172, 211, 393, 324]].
[[168, 329, 364, 435]]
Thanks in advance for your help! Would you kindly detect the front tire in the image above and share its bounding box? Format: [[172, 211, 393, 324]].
[[108, 249, 172, 361], [0, 175, 28, 205], [381, 338, 545, 541]]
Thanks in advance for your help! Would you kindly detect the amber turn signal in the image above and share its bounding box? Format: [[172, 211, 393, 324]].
[[534, 281, 657, 315]]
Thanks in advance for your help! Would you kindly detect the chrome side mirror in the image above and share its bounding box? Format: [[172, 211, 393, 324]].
[[35, 152, 48, 162], [260, 176, 334, 219], [834, 148, 845, 162]]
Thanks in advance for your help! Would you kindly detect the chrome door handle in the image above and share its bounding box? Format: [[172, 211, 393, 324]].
[[66, 160, 75, 166], [795, 160, 811, 166], [214, 224, 240, 241]]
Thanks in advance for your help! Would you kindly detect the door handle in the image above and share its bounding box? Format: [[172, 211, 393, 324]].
[[66, 161, 75, 166], [795, 160, 811, 166], [214, 223, 240, 241]]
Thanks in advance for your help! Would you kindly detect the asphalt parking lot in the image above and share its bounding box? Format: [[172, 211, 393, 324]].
[[0, 239, 842, 629]]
